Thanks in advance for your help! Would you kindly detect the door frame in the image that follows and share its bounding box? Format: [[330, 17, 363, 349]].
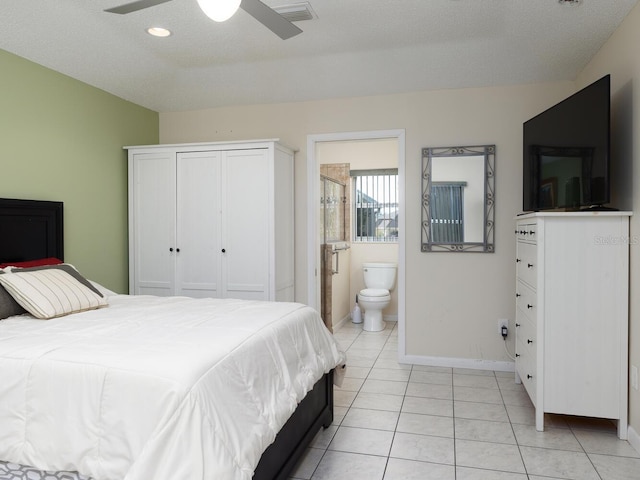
[[306, 129, 406, 359]]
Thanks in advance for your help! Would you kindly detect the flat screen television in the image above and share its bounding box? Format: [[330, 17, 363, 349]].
[[523, 74, 611, 211]]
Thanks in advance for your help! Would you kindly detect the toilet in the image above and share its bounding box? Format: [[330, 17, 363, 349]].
[[358, 262, 397, 332]]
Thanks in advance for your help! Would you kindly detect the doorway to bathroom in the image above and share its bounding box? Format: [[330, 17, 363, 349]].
[[307, 130, 405, 356]]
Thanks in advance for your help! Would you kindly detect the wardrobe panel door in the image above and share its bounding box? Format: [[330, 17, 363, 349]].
[[221, 149, 270, 300], [131, 152, 176, 296], [176, 151, 221, 298]]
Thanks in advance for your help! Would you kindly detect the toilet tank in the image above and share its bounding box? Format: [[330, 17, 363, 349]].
[[362, 263, 397, 290]]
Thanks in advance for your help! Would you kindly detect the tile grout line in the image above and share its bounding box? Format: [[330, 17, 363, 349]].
[[496, 370, 530, 479], [570, 422, 605, 480], [304, 322, 370, 480], [311, 322, 634, 480], [451, 369, 458, 480]]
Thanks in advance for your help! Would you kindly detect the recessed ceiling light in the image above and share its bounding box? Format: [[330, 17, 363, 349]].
[[558, 0, 581, 5], [147, 27, 172, 37]]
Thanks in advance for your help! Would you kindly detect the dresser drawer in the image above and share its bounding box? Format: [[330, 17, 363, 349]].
[[516, 222, 537, 243], [515, 316, 537, 362], [515, 314, 537, 405], [515, 280, 537, 325], [516, 241, 537, 289], [517, 354, 538, 406]]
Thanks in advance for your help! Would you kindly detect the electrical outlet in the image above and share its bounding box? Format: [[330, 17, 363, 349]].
[[498, 319, 508, 336], [632, 365, 639, 391]]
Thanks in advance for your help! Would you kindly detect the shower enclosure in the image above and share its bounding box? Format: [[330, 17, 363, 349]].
[[320, 167, 350, 330]]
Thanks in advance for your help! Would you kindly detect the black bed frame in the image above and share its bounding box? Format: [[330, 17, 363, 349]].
[[254, 371, 334, 479], [0, 198, 63, 263], [0, 197, 334, 480]]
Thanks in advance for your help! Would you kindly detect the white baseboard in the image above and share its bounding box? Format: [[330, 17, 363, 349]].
[[400, 353, 515, 373], [335, 314, 397, 329], [333, 314, 352, 331], [628, 425, 640, 455]]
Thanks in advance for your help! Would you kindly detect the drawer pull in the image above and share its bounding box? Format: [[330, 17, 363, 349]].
[[529, 230, 535, 235], [516, 258, 521, 263], [527, 263, 534, 268], [527, 339, 533, 344], [527, 374, 533, 379], [527, 304, 533, 309], [515, 353, 520, 358], [515, 323, 520, 327], [516, 293, 521, 298]]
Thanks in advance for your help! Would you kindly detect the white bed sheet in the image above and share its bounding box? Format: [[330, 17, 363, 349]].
[[0, 295, 345, 480]]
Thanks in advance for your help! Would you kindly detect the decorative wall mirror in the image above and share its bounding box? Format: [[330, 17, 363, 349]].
[[421, 145, 495, 252]]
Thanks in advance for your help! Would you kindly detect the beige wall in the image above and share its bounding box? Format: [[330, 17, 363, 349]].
[[576, 2, 640, 442], [160, 81, 575, 367]]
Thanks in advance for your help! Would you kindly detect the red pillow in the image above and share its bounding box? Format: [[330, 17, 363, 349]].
[[0, 257, 63, 269]]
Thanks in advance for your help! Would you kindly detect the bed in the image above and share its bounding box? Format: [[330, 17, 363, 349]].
[[0, 198, 345, 480]]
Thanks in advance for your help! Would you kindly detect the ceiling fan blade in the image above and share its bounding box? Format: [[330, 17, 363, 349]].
[[240, 0, 303, 40], [105, 0, 173, 14]]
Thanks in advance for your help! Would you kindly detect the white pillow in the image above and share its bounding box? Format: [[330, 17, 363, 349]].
[[0, 268, 108, 319]]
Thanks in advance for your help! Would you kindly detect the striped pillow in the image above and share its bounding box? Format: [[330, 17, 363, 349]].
[[0, 268, 107, 319]]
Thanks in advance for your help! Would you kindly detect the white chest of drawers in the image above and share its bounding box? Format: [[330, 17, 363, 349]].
[[515, 212, 631, 439]]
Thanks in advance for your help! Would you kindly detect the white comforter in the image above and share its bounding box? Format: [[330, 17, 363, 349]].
[[0, 295, 345, 480]]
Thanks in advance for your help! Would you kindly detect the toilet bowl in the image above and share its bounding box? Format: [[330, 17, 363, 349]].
[[359, 263, 396, 332], [358, 289, 391, 331]]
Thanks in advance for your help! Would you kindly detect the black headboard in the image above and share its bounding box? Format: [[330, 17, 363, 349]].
[[0, 198, 64, 264]]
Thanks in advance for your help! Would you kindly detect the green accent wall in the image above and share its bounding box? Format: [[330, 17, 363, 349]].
[[0, 49, 159, 293]]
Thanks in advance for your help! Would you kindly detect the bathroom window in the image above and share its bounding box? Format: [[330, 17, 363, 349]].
[[352, 169, 398, 242]]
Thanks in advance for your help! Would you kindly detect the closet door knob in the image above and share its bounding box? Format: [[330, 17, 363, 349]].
[[176, 248, 180, 252], [169, 247, 173, 252], [222, 249, 226, 253], [527, 339, 533, 344], [527, 263, 533, 268], [527, 374, 533, 379]]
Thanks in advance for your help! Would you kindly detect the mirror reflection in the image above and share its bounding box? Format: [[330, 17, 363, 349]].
[[421, 145, 495, 252]]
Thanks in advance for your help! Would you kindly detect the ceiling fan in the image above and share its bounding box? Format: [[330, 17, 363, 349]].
[[104, 0, 303, 40]]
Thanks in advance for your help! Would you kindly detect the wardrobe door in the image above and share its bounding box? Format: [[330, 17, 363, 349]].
[[130, 152, 176, 296], [221, 149, 270, 300], [176, 151, 221, 298]]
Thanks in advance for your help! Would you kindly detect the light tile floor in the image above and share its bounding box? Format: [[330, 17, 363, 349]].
[[289, 321, 640, 480]]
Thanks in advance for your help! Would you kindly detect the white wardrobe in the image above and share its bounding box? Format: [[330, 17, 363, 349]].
[[126, 140, 294, 302]]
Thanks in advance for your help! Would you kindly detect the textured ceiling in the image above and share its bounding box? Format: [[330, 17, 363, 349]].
[[1, 0, 638, 112]]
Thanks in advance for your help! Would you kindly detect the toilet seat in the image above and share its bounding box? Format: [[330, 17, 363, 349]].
[[359, 288, 389, 298]]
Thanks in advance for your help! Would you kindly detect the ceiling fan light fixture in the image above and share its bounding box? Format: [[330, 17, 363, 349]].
[[197, 0, 241, 22]]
